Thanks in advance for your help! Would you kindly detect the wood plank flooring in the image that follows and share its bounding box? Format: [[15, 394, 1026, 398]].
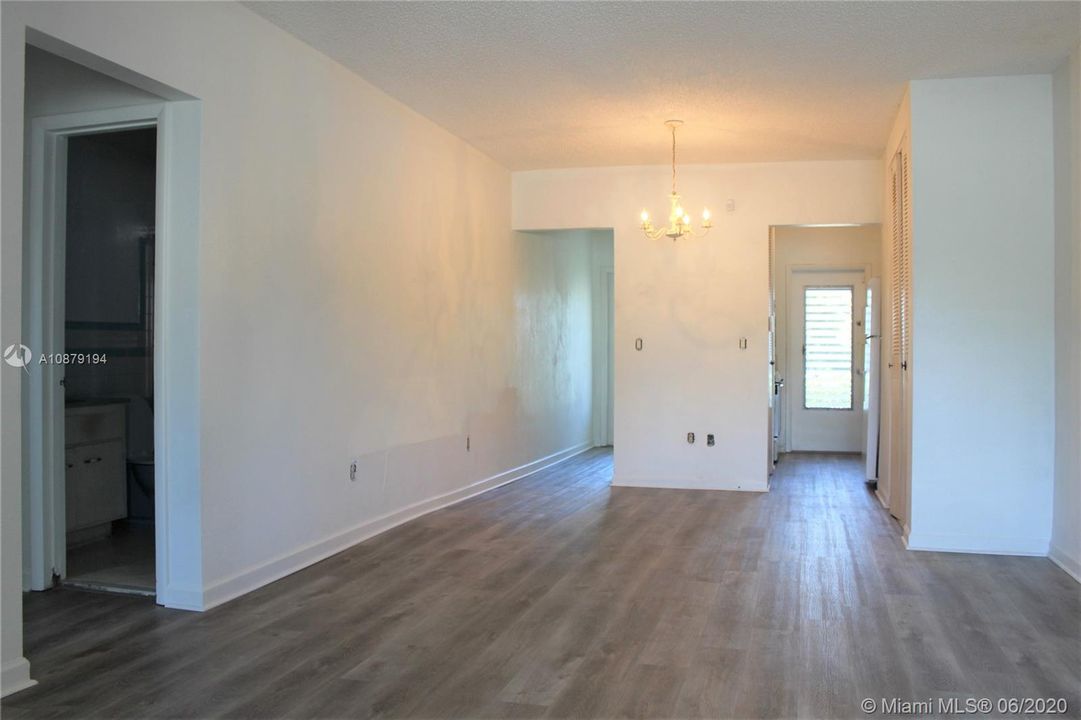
[[4, 449, 1079, 719]]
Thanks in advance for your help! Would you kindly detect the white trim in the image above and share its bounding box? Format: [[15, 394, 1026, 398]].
[[591, 266, 614, 447], [905, 531, 1050, 556], [1048, 544, 1081, 584], [156, 585, 206, 612], [612, 476, 768, 492], [200, 442, 593, 611], [1, 657, 36, 698]]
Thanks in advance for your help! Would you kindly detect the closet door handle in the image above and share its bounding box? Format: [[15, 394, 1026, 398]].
[[84, 457, 103, 465]]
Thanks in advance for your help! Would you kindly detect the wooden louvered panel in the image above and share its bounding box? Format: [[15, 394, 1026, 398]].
[[889, 153, 903, 364], [900, 148, 912, 370]]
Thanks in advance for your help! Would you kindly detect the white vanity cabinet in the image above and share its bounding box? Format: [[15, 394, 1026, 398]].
[[65, 402, 127, 535]]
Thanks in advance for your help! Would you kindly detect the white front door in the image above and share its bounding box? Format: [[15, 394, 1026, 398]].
[[787, 269, 866, 452]]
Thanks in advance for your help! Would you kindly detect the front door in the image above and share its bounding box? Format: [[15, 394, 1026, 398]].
[[788, 269, 866, 452]]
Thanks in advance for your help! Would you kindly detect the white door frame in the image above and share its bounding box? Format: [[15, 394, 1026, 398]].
[[785, 264, 869, 452], [24, 102, 205, 609], [604, 269, 614, 446], [591, 265, 615, 448]]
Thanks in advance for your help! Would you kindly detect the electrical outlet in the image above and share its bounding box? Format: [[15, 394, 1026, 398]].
[[349, 460, 358, 481], [739, 337, 748, 350], [687, 432, 695, 444], [707, 434, 715, 446]]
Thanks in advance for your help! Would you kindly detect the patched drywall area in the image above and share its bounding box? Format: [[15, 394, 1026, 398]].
[[1051, 44, 1081, 580], [513, 160, 882, 491]]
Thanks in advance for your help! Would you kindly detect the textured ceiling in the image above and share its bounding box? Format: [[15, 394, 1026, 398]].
[[246, 1, 1080, 170]]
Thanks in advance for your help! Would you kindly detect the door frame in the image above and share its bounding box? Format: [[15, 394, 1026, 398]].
[[24, 102, 205, 609], [604, 269, 614, 446], [592, 267, 615, 447], [784, 263, 870, 452]]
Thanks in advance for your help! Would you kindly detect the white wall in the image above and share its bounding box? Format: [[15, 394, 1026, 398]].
[[907, 75, 1055, 555], [2, 1, 597, 693], [1051, 45, 1081, 580], [772, 224, 881, 451], [513, 161, 882, 490]]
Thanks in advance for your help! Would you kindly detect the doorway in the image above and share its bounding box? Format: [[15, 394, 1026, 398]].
[[61, 127, 157, 594], [787, 269, 866, 452], [769, 224, 882, 458], [25, 105, 168, 600], [21, 41, 204, 613]]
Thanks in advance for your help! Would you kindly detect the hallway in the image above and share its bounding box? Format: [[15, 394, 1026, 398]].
[[4, 449, 1079, 719]]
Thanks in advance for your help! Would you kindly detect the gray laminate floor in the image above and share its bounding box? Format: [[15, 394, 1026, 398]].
[[4, 448, 1079, 719]]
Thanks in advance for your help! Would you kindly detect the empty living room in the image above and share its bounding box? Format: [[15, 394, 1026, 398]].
[[1, 1, 1079, 718]]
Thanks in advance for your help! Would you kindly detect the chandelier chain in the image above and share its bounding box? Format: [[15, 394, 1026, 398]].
[[671, 123, 677, 194]]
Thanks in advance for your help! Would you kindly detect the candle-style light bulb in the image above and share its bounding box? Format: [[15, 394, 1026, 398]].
[[702, 208, 711, 221], [641, 210, 649, 223]]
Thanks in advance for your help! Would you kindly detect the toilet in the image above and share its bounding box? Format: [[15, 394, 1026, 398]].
[[125, 396, 155, 524]]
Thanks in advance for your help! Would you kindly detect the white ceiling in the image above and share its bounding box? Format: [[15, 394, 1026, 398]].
[[246, 1, 1080, 170]]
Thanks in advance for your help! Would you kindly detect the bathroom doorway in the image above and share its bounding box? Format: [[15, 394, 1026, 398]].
[[22, 40, 204, 611], [60, 127, 158, 594]]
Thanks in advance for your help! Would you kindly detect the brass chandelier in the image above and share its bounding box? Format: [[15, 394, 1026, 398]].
[[639, 120, 712, 241]]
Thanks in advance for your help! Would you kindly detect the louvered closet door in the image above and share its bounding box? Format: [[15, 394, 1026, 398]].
[[768, 227, 778, 466], [887, 148, 912, 525]]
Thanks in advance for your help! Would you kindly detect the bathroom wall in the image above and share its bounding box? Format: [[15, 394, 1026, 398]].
[[64, 128, 156, 439]]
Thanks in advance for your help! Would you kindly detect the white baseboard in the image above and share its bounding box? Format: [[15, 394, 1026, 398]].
[[157, 584, 208, 612], [200, 442, 593, 611], [905, 531, 1049, 557], [1048, 544, 1081, 584], [612, 476, 767, 492], [1, 657, 36, 698]]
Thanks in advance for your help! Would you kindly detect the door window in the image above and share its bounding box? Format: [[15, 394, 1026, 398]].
[[803, 286, 854, 410]]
